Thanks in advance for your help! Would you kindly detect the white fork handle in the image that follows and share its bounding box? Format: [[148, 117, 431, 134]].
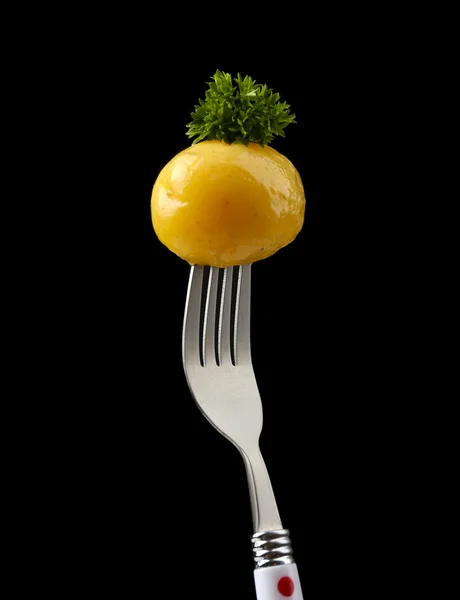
[[254, 563, 303, 599]]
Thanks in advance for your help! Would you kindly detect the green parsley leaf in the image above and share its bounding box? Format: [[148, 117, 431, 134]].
[[186, 70, 297, 146]]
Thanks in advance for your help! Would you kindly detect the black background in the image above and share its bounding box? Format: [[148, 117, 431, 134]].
[[29, 30, 414, 599], [5, 4, 447, 594]]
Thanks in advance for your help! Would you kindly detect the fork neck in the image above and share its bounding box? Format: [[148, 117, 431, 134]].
[[240, 445, 283, 534]]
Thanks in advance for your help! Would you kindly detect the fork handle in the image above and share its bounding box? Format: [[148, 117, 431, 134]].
[[251, 530, 303, 599], [254, 563, 303, 599]]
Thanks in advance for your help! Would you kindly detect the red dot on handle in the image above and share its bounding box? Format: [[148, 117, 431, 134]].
[[278, 576, 295, 597]]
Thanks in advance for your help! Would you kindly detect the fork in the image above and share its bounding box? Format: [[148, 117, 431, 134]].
[[182, 264, 304, 600]]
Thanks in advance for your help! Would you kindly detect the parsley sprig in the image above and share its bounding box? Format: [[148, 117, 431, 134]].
[[186, 70, 296, 146]]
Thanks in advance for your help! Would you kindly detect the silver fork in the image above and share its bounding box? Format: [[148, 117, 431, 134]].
[[182, 264, 304, 600]]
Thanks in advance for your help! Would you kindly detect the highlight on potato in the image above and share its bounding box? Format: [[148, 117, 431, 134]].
[[151, 70, 305, 267]]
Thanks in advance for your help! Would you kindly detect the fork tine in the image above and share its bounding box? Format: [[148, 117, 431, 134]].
[[217, 267, 233, 366], [182, 265, 204, 366], [203, 266, 219, 366], [234, 264, 252, 364]]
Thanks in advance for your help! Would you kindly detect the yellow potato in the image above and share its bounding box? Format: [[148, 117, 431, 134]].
[[151, 140, 305, 267]]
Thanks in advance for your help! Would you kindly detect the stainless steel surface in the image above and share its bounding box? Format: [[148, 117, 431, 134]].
[[182, 264, 282, 533], [251, 529, 295, 569]]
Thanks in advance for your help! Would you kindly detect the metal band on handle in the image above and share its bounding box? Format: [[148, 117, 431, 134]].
[[251, 529, 295, 569]]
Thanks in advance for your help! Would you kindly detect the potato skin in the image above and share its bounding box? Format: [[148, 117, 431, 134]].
[[151, 140, 305, 267]]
